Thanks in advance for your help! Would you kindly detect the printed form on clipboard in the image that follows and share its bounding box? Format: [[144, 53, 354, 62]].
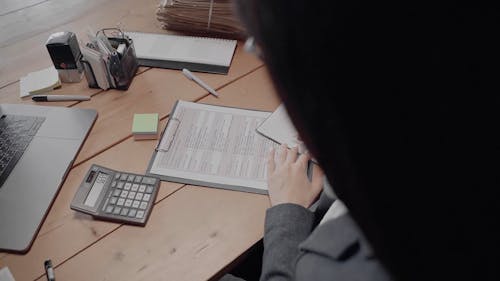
[[147, 101, 279, 194]]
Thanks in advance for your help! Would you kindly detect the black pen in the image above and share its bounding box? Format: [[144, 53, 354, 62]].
[[44, 260, 56, 281], [32, 95, 90, 102]]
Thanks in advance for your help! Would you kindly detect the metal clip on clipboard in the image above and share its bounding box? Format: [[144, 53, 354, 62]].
[[81, 28, 138, 90], [155, 118, 181, 153]]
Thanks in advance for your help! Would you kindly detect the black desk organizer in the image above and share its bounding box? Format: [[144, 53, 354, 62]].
[[81, 28, 138, 91]]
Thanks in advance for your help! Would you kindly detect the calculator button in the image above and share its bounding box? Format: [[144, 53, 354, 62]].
[[145, 185, 154, 194], [117, 181, 124, 189], [113, 207, 122, 214], [139, 202, 148, 210], [143, 194, 151, 201], [124, 199, 133, 207], [121, 208, 129, 216], [135, 192, 143, 201], [142, 177, 156, 185], [97, 174, 107, 183], [105, 205, 114, 213], [132, 200, 140, 208], [128, 209, 137, 217], [131, 184, 139, 192], [127, 175, 135, 182], [136, 210, 145, 219], [134, 176, 142, 183], [124, 183, 132, 190], [117, 198, 125, 206], [128, 192, 136, 199], [109, 197, 118, 205], [120, 190, 129, 198], [102, 198, 110, 211], [111, 181, 117, 188], [120, 174, 127, 181], [115, 173, 121, 180], [113, 189, 121, 196], [139, 184, 146, 193]]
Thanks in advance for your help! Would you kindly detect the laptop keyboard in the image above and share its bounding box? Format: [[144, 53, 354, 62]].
[[0, 114, 45, 188]]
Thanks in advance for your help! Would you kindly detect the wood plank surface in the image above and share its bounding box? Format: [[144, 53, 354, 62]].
[[43, 186, 269, 281], [0, 0, 161, 87], [0, 1, 284, 281], [0, 0, 48, 17], [0, 119, 185, 281], [31, 67, 280, 281], [0, 67, 150, 105], [0, 67, 278, 281], [0, 77, 102, 105], [1, 0, 263, 169], [0, 0, 110, 48], [0, 45, 263, 165], [71, 45, 262, 165]]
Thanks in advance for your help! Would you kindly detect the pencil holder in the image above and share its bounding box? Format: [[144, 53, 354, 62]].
[[81, 28, 139, 91], [105, 29, 139, 90]]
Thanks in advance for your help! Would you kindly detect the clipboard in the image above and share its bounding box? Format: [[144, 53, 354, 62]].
[[146, 100, 278, 194]]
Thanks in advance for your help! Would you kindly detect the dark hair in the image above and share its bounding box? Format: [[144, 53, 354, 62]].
[[236, 1, 499, 280]]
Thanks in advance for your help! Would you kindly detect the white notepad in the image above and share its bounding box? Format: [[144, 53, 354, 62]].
[[0, 267, 15, 281], [126, 32, 237, 74], [19, 66, 61, 98], [256, 104, 308, 153]]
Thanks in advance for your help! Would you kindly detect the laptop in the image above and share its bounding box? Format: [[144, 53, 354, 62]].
[[0, 103, 97, 253]]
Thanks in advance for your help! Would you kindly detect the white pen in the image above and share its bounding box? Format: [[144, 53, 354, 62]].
[[32, 95, 91, 102], [182, 68, 219, 97]]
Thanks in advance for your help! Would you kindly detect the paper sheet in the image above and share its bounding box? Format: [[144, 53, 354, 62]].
[[149, 101, 278, 192], [19, 66, 60, 98], [256, 104, 308, 154], [0, 267, 15, 281]]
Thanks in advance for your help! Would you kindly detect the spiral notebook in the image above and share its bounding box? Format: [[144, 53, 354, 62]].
[[126, 32, 237, 74]]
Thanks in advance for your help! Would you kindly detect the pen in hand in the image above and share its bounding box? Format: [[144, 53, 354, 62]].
[[182, 68, 219, 98]]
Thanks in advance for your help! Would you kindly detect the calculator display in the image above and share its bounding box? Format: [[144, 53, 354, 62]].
[[84, 172, 109, 207]]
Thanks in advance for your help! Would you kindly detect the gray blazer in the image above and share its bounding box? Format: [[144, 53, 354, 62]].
[[221, 195, 390, 281]]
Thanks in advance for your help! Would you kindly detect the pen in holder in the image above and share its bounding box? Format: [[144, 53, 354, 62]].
[[81, 28, 138, 90]]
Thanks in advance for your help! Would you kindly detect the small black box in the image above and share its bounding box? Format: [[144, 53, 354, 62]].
[[46, 31, 81, 70]]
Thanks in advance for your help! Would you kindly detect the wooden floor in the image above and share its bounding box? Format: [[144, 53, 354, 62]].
[[0, 1, 280, 280]]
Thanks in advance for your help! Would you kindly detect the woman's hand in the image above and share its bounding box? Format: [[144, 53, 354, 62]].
[[267, 144, 324, 208]]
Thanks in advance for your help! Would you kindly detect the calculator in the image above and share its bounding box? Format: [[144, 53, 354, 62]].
[[70, 164, 160, 226]]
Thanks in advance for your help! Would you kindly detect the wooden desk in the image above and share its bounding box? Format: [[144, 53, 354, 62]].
[[0, 1, 280, 280]]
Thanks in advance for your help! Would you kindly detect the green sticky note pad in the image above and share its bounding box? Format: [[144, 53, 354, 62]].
[[132, 113, 159, 134]]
